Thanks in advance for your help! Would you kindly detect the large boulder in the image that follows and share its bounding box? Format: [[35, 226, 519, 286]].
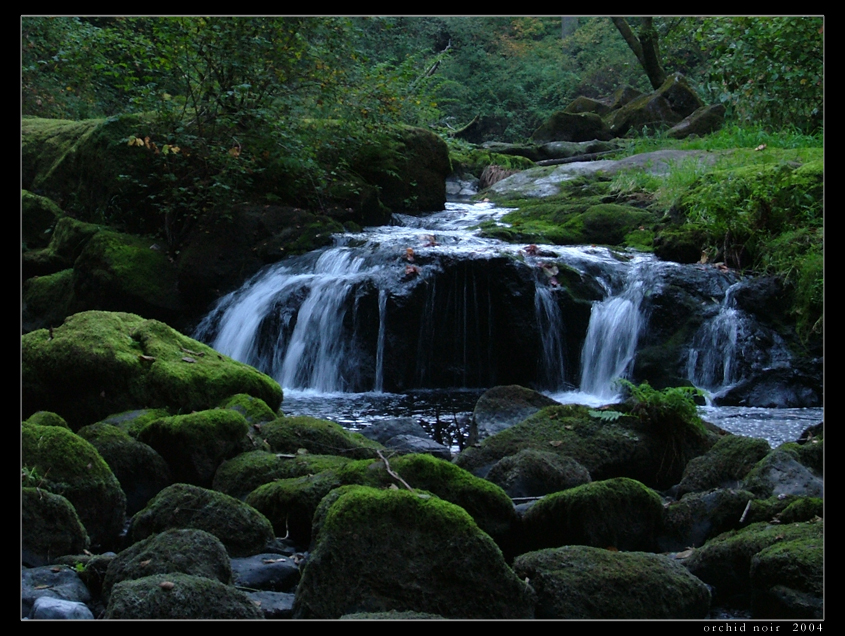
[[350, 125, 450, 214], [456, 403, 716, 491], [105, 573, 264, 619], [292, 486, 535, 619], [683, 519, 823, 612], [22, 488, 89, 567], [470, 384, 561, 443], [514, 545, 710, 619], [520, 477, 664, 553], [128, 483, 275, 558], [136, 409, 250, 488], [76, 422, 172, 515], [22, 189, 61, 250], [22, 310, 283, 430], [102, 528, 231, 602], [675, 434, 772, 497], [531, 111, 613, 143], [667, 103, 727, 139], [22, 421, 126, 550]]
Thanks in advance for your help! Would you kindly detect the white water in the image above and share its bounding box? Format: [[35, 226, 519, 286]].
[[194, 200, 821, 445]]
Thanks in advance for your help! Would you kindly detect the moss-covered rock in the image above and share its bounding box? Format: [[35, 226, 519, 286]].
[[22, 310, 283, 430], [22, 488, 89, 566], [338, 453, 519, 555], [71, 229, 185, 323], [128, 483, 275, 558], [22, 268, 75, 332], [76, 422, 171, 515], [683, 519, 823, 609], [213, 450, 350, 501], [260, 415, 383, 459], [23, 411, 70, 429], [658, 488, 758, 552], [292, 486, 535, 619], [137, 409, 249, 488], [102, 528, 232, 603], [514, 545, 710, 618], [105, 572, 264, 619], [486, 449, 592, 499], [245, 471, 343, 547], [22, 421, 126, 550], [750, 531, 823, 618], [456, 402, 716, 491], [676, 434, 772, 497], [742, 447, 823, 499], [22, 189, 62, 250], [349, 125, 450, 214], [217, 393, 278, 424], [521, 477, 664, 553]]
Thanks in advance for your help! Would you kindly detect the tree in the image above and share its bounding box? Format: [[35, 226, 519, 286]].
[[610, 17, 667, 90]]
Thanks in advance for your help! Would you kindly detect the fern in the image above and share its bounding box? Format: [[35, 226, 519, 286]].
[[588, 409, 623, 422]]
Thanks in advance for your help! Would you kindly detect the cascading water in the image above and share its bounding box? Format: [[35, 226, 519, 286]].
[[577, 257, 655, 401], [686, 280, 792, 397], [534, 284, 567, 391]]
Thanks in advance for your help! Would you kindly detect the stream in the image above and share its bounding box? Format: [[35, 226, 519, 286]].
[[194, 200, 823, 449]]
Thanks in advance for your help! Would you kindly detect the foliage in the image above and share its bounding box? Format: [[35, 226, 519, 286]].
[[616, 379, 704, 432], [22, 17, 447, 247], [692, 17, 824, 134]]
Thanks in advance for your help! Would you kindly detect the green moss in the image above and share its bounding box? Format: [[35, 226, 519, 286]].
[[24, 411, 70, 429], [522, 477, 664, 552], [22, 421, 126, 548], [129, 482, 275, 558], [138, 409, 249, 487], [217, 393, 278, 423], [338, 453, 517, 553], [261, 415, 383, 459]]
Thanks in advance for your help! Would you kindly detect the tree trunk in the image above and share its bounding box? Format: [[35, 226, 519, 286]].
[[611, 17, 667, 90]]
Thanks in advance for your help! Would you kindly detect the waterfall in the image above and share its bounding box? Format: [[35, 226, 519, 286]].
[[374, 288, 387, 393], [578, 259, 654, 401], [534, 284, 566, 390], [686, 281, 791, 395]]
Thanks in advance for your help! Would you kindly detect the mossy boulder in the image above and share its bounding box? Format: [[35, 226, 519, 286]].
[[749, 530, 823, 618], [22, 488, 89, 567], [741, 447, 823, 499], [531, 111, 613, 143], [260, 415, 383, 459], [470, 384, 561, 443], [23, 410, 70, 429], [292, 486, 535, 619], [683, 519, 823, 610], [213, 450, 350, 501], [22, 268, 75, 332], [22, 310, 283, 430], [456, 403, 716, 491], [77, 422, 171, 515], [514, 545, 710, 618], [658, 488, 758, 552], [22, 421, 126, 550], [521, 477, 664, 553], [337, 453, 519, 555], [22, 189, 62, 250], [137, 409, 250, 488], [675, 434, 772, 497], [245, 471, 343, 547], [128, 483, 275, 558], [349, 125, 450, 214], [102, 528, 232, 603], [70, 229, 186, 323], [105, 572, 264, 619], [486, 449, 592, 499]]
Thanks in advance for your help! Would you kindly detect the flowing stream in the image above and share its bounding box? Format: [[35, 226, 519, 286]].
[[194, 201, 822, 448]]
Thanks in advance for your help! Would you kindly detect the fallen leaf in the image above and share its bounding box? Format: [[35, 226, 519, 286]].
[[181, 356, 196, 363], [160, 581, 175, 590]]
